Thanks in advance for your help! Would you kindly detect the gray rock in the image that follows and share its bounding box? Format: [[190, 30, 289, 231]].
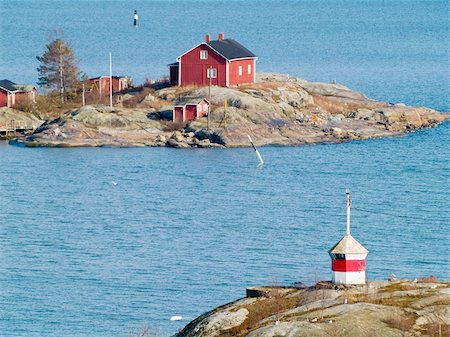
[[167, 138, 190, 148], [156, 134, 166, 143], [14, 74, 449, 149], [353, 109, 375, 120], [197, 139, 211, 148], [331, 127, 343, 136]]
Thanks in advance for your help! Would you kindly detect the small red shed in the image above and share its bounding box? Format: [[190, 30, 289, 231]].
[[172, 98, 209, 123], [169, 33, 257, 87], [88, 76, 130, 96], [0, 79, 36, 108]]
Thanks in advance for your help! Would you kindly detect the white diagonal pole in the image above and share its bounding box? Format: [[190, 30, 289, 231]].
[[248, 134, 264, 166]]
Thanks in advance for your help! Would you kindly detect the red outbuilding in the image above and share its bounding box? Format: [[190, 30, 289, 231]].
[[88, 76, 130, 96], [172, 98, 209, 123], [169, 33, 257, 87], [0, 79, 36, 108]]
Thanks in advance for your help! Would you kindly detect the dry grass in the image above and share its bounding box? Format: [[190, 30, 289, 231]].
[[420, 322, 450, 337], [222, 291, 299, 337], [160, 120, 186, 132], [382, 313, 416, 333], [312, 95, 371, 116], [122, 88, 153, 108], [381, 282, 418, 293], [239, 81, 295, 91], [14, 97, 35, 113], [84, 93, 110, 106], [172, 85, 199, 96], [34, 93, 81, 118], [357, 291, 429, 308], [417, 275, 439, 283]]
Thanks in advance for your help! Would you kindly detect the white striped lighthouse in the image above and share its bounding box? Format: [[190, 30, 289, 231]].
[[328, 190, 368, 285]]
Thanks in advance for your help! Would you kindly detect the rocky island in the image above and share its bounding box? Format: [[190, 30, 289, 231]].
[[8, 73, 449, 148], [176, 278, 449, 337]]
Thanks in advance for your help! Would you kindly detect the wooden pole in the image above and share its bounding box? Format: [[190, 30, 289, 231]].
[[224, 98, 227, 129], [82, 82, 85, 106], [109, 52, 113, 108], [207, 66, 212, 131]]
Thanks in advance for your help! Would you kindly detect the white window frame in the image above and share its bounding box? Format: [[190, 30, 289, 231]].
[[238, 65, 242, 76], [248, 64, 251, 74], [200, 50, 208, 60], [207, 68, 217, 78]]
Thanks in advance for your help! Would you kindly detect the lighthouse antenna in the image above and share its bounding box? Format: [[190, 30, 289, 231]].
[[346, 189, 351, 235]]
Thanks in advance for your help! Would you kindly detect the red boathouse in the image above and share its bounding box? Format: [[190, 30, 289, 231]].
[[169, 33, 257, 87], [0, 79, 36, 108], [172, 98, 209, 123], [88, 76, 130, 96]]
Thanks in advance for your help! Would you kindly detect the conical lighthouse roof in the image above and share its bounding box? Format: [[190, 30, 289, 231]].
[[328, 234, 368, 255]]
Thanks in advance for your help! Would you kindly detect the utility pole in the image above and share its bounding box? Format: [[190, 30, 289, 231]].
[[109, 52, 113, 108], [207, 66, 212, 131]]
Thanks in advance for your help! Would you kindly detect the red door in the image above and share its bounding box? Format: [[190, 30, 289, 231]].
[[174, 107, 184, 122], [0, 90, 7, 107], [185, 105, 197, 121]]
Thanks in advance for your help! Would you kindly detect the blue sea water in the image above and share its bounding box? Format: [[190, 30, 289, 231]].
[[0, 1, 449, 337], [0, 0, 449, 111]]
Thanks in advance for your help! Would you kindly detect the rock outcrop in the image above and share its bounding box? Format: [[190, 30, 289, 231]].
[[12, 74, 449, 147], [0, 108, 43, 138], [176, 279, 450, 337]]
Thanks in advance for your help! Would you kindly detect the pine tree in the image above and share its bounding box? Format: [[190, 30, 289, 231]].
[[37, 37, 80, 103]]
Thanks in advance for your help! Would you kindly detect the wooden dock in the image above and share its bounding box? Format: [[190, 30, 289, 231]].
[[0, 120, 35, 139]]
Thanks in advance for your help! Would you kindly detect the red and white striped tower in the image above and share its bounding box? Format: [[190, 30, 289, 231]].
[[328, 190, 368, 285]]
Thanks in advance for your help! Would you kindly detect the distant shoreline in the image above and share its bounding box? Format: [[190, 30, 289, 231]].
[[5, 73, 449, 149]]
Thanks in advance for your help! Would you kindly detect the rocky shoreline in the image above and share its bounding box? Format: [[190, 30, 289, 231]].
[[176, 278, 450, 337], [8, 73, 449, 148]]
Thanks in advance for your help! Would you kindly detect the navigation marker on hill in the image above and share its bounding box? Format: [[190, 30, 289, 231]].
[[328, 190, 368, 285], [248, 134, 264, 167]]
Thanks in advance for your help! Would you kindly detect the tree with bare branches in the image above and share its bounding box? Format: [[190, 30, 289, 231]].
[[37, 34, 80, 103]]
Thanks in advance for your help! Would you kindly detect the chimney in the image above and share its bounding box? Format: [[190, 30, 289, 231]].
[[218, 33, 224, 41], [205, 34, 211, 43]]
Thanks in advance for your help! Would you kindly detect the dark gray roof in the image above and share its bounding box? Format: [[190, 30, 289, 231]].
[[0, 79, 18, 92], [174, 97, 208, 106], [207, 39, 256, 60], [168, 62, 179, 67]]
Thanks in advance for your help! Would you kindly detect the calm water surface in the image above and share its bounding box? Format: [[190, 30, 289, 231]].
[[1, 124, 449, 336], [0, 0, 449, 336]]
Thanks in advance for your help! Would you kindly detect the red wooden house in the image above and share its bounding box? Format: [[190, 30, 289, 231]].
[[88, 76, 130, 96], [169, 33, 257, 87], [0, 79, 36, 108], [172, 98, 209, 123]]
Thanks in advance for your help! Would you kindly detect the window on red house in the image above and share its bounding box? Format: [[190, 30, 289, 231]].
[[207, 68, 217, 78]]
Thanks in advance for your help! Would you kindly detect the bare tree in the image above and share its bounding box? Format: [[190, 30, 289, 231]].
[[37, 32, 80, 103]]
